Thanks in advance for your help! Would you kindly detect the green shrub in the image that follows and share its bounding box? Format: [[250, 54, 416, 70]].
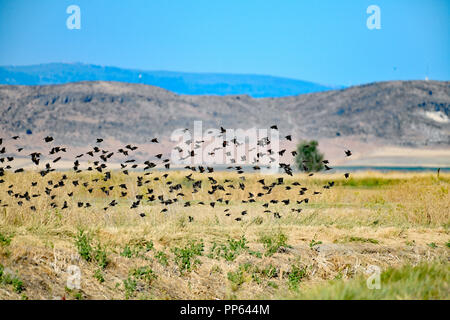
[[75, 230, 93, 262], [131, 266, 157, 284], [120, 245, 133, 258], [172, 240, 204, 274], [155, 251, 169, 266], [295, 140, 324, 172], [309, 239, 322, 248], [94, 244, 109, 269], [260, 232, 288, 256], [120, 240, 154, 259], [427, 242, 438, 249], [75, 230, 108, 268], [262, 265, 278, 279], [0, 232, 12, 247], [288, 265, 308, 290], [227, 269, 245, 291], [0, 265, 25, 293], [123, 276, 137, 299], [94, 269, 105, 283], [208, 236, 248, 261]]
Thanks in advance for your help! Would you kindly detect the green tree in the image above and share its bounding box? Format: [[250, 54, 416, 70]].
[[295, 140, 324, 172]]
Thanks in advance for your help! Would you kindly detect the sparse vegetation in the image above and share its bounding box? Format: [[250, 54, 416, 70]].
[[172, 240, 204, 274], [94, 269, 105, 283], [336, 237, 379, 244], [309, 239, 322, 248], [288, 265, 308, 290], [75, 230, 109, 269], [65, 286, 84, 300], [131, 266, 157, 284], [273, 261, 449, 300], [0, 265, 25, 293], [208, 236, 248, 261], [260, 232, 289, 257], [228, 268, 246, 291], [427, 242, 438, 249], [123, 276, 137, 299], [0, 232, 12, 247], [0, 171, 448, 299], [75, 230, 93, 262], [155, 251, 169, 267]]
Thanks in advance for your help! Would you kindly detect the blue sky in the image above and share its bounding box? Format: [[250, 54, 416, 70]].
[[0, 0, 448, 86]]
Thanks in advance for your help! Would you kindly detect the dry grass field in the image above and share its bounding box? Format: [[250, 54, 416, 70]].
[[0, 170, 449, 300]]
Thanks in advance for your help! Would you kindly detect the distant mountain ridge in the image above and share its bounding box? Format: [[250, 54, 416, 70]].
[[0, 63, 339, 98], [0, 80, 448, 148]]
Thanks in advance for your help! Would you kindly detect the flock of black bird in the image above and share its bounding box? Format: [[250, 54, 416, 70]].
[[0, 127, 352, 222]]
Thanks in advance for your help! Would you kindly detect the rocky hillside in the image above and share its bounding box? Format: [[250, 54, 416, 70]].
[[0, 80, 448, 147]]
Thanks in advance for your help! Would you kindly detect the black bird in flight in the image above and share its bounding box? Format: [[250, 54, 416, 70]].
[[0, 129, 343, 224]]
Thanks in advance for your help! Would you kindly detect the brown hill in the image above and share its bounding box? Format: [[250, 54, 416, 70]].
[[0, 80, 448, 152]]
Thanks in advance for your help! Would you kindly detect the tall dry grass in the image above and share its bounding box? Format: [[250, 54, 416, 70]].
[[0, 171, 448, 299]]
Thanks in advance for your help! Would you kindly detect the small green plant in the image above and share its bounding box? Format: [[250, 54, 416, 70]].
[[0, 232, 12, 247], [65, 286, 83, 300], [144, 240, 154, 252], [405, 240, 416, 246], [262, 265, 278, 279], [288, 265, 307, 290], [208, 236, 248, 261], [172, 240, 204, 274], [75, 229, 93, 262], [11, 277, 25, 293], [120, 245, 134, 258], [309, 239, 322, 248], [334, 272, 343, 280], [75, 230, 108, 268], [248, 249, 263, 258], [155, 251, 169, 266], [131, 266, 157, 284], [123, 276, 137, 299], [210, 265, 222, 275], [446, 241, 450, 248], [427, 242, 438, 249], [227, 269, 245, 291], [347, 236, 379, 244], [228, 237, 248, 253], [0, 264, 25, 293], [260, 232, 289, 256], [94, 243, 109, 269], [252, 273, 262, 284], [120, 240, 154, 259], [94, 269, 105, 283]]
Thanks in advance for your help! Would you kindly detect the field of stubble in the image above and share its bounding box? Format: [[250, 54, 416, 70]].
[[0, 171, 449, 300]]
